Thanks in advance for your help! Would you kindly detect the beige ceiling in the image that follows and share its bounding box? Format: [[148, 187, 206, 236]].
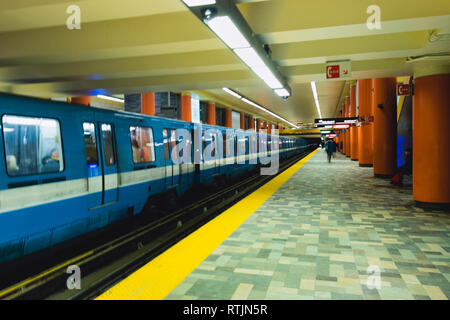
[[0, 0, 449, 126]]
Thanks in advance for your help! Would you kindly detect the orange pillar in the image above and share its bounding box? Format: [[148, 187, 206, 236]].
[[344, 97, 350, 157], [413, 74, 450, 205], [358, 79, 373, 167], [256, 119, 261, 132], [71, 96, 91, 106], [248, 116, 254, 130], [372, 78, 397, 178], [225, 109, 232, 128], [350, 84, 358, 161], [207, 103, 216, 125], [240, 113, 245, 130], [267, 123, 272, 134], [141, 93, 155, 116], [181, 93, 191, 122]]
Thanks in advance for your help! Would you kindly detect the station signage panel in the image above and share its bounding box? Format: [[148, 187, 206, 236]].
[[333, 124, 350, 129], [315, 117, 358, 127], [325, 61, 351, 79], [397, 83, 411, 96]]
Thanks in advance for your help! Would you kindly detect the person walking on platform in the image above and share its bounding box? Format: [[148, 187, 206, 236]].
[[325, 139, 334, 163]]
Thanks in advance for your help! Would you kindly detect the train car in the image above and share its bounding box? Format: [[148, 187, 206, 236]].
[[0, 93, 309, 263]]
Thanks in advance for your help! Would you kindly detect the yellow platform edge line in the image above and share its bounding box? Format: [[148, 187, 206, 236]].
[[96, 149, 319, 300]]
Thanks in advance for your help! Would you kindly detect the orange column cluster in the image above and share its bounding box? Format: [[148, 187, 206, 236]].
[[357, 79, 373, 167], [141, 93, 155, 116], [225, 109, 232, 128], [181, 94, 191, 122], [256, 119, 261, 132], [350, 84, 358, 161], [372, 78, 397, 177], [344, 97, 351, 157], [413, 74, 450, 205], [207, 103, 216, 125], [248, 116, 254, 130]]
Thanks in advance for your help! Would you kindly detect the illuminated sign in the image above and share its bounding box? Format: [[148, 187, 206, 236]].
[[397, 83, 411, 96], [315, 117, 358, 126], [333, 124, 350, 129], [326, 61, 351, 79]]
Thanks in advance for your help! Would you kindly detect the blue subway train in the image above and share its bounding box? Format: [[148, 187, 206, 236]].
[[0, 93, 309, 263]]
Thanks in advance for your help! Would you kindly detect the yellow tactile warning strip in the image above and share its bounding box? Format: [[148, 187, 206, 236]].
[[96, 149, 318, 300]]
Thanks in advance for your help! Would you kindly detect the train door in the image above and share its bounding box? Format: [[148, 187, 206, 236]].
[[99, 123, 119, 204], [162, 128, 173, 187], [83, 122, 102, 209]]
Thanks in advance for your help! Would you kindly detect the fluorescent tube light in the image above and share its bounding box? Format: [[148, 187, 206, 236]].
[[233, 47, 265, 69], [311, 81, 319, 101], [241, 98, 262, 109], [233, 48, 286, 91], [252, 65, 282, 89], [182, 0, 216, 6], [311, 81, 322, 119], [241, 97, 298, 128], [222, 88, 242, 99], [97, 94, 124, 103], [205, 16, 250, 49], [274, 89, 290, 97]]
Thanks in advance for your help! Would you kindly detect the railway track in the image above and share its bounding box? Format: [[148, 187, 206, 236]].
[[0, 148, 315, 300]]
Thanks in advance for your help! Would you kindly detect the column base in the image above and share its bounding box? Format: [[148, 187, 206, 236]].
[[359, 163, 373, 167], [414, 201, 450, 211], [351, 159, 358, 161], [374, 173, 392, 179]]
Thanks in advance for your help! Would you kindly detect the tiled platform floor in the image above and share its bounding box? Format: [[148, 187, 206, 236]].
[[166, 150, 450, 300]]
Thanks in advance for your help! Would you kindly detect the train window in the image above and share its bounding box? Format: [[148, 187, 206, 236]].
[[2, 115, 64, 176], [222, 133, 227, 157], [83, 122, 98, 166], [130, 126, 155, 164], [171, 129, 183, 161], [101, 124, 115, 166], [162, 129, 170, 160]]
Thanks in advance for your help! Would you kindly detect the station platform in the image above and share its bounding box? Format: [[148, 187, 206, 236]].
[[97, 149, 450, 300]]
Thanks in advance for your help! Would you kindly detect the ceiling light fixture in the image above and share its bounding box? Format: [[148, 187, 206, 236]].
[[222, 87, 242, 99], [182, 0, 216, 7], [274, 89, 290, 97], [182, 0, 291, 100], [311, 81, 322, 119], [241, 97, 298, 128], [205, 16, 250, 49], [252, 65, 283, 89], [97, 94, 124, 103], [233, 47, 265, 68]]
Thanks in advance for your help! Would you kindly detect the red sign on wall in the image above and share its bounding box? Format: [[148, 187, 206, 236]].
[[326, 65, 340, 79], [397, 83, 411, 96]]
